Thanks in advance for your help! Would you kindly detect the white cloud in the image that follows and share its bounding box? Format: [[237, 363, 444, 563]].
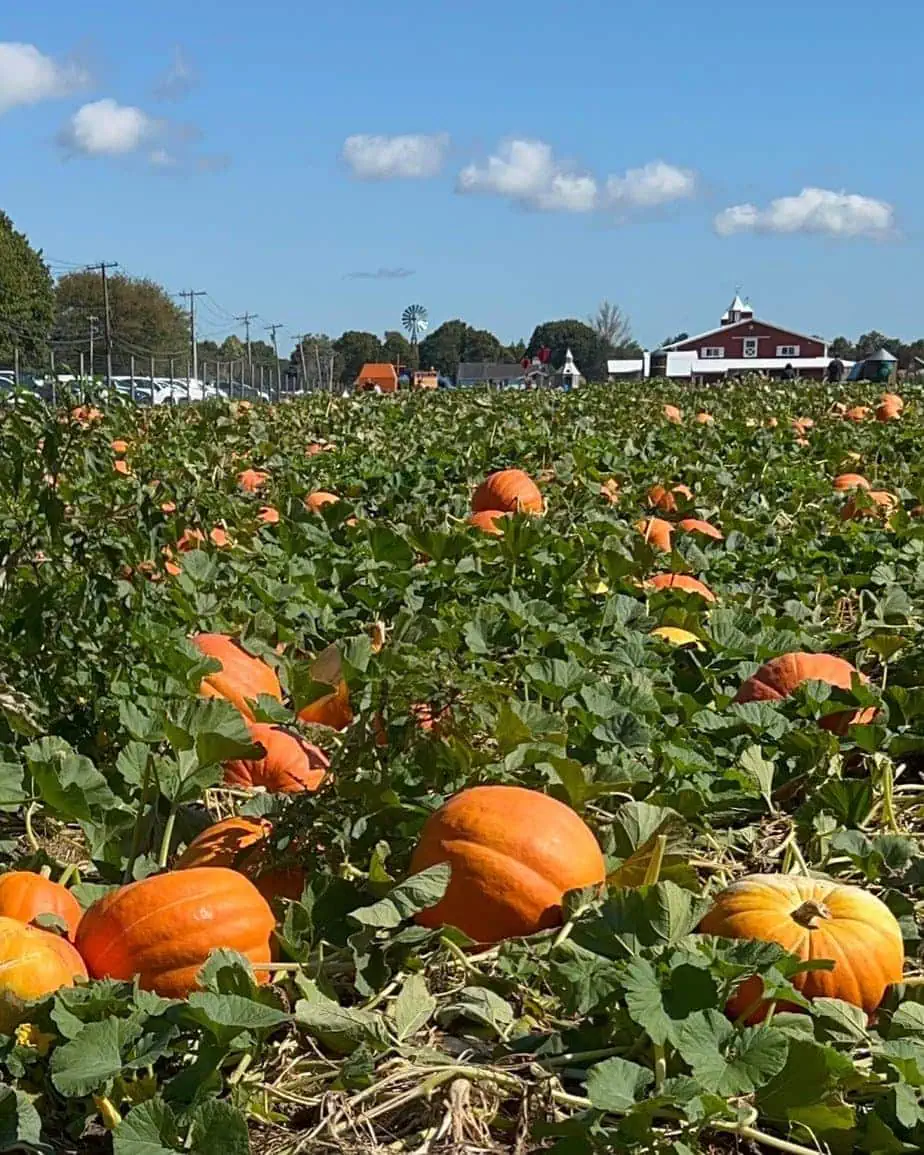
[[343, 133, 449, 179], [715, 187, 895, 239], [59, 98, 155, 156], [0, 42, 89, 114], [605, 160, 696, 208], [457, 138, 598, 213]]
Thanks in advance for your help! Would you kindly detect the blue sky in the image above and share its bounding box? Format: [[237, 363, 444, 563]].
[[1, 0, 921, 351]]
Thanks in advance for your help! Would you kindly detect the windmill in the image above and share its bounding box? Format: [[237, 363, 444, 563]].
[[402, 304, 428, 349]]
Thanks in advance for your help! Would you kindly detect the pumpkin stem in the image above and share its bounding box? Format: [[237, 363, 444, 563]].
[[790, 899, 831, 928]]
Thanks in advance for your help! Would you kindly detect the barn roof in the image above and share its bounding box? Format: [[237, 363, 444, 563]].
[[660, 316, 828, 351]]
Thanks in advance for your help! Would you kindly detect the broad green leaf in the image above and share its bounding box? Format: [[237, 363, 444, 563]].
[[391, 973, 436, 1042], [349, 863, 451, 929], [187, 1100, 250, 1155], [0, 1086, 45, 1152], [295, 981, 389, 1055], [50, 1017, 139, 1096], [586, 1056, 654, 1112], [113, 1098, 180, 1155], [674, 1010, 789, 1096]]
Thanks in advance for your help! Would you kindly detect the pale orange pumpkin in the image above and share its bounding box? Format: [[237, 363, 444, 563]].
[[734, 651, 876, 734], [663, 404, 682, 424], [410, 785, 605, 944], [0, 872, 83, 941], [833, 473, 871, 492], [175, 817, 306, 904], [844, 406, 870, 422], [471, 470, 543, 515], [676, 517, 724, 541], [305, 490, 339, 513], [646, 573, 716, 602], [0, 918, 87, 1030], [647, 484, 693, 514], [695, 412, 714, 425], [635, 517, 673, 553], [238, 469, 269, 493], [296, 644, 353, 731], [699, 874, 903, 1022], [192, 633, 283, 721], [467, 509, 511, 536], [223, 723, 328, 793]]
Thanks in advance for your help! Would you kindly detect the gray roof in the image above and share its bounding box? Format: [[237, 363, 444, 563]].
[[865, 347, 898, 362], [456, 362, 524, 381]]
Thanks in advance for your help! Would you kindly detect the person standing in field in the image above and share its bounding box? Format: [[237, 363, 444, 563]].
[[827, 356, 844, 384]]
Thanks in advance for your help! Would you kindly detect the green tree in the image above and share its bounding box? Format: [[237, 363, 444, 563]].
[[333, 330, 383, 386], [507, 339, 527, 362], [829, 336, 856, 360], [661, 332, 689, 348], [527, 319, 616, 382], [55, 271, 189, 376], [382, 330, 412, 371], [0, 212, 55, 368], [418, 319, 510, 377], [854, 331, 892, 359]]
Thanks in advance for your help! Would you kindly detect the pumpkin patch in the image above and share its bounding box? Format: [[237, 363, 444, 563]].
[[0, 379, 921, 1152]]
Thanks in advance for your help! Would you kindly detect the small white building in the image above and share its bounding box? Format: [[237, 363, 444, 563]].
[[555, 348, 584, 390]]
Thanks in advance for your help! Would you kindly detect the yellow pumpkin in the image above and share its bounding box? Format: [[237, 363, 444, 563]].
[[700, 874, 903, 1022]]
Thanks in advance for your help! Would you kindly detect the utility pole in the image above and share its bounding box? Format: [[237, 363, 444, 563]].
[[266, 323, 283, 400], [88, 315, 98, 381], [296, 334, 309, 391], [85, 263, 118, 387], [235, 311, 256, 378], [179, 290, 207, 389]]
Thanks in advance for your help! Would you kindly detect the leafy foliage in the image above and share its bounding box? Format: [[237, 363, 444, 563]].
[[0, 378, 921, 1152]]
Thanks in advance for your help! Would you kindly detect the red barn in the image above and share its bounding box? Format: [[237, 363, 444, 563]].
[[649, 295, 836, 381]]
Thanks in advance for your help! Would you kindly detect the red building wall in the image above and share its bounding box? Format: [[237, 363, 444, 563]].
[[673, 320, 826, 360]]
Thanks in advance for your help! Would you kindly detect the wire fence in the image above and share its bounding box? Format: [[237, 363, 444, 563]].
[[0, 356, 342, 407]]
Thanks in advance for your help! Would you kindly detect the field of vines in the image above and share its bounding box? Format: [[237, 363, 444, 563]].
[[0, 380, 923, 1154]]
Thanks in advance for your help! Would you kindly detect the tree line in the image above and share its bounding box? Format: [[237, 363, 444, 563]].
[[3, 209, 922, 387]]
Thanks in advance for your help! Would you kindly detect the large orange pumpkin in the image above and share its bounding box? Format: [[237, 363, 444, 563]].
[[409, 785, 605, 944], [471, 470, 543, 515], [844, 406, 870, 422], [467, 510, 511, 536], [0, 872, 82, 941], [223, 723, 328, 793], [75, 867, 276, 998], [663, 404, 682, 424], [677, 518, 724, 541], [175, 817, 305, 904], [734, 651, 875, 734], [699, 875, 903, 1022], [0, 918, 87, 1030], [880, 392, 903, 412], [646, 573, 716, 602], [192, 633, 283, 722], [635, 517, 673, 553]]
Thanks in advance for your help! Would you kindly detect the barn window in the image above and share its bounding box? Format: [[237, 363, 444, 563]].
[[702, 346, 725, 358], [777, 344, 800, 357], [742, 338, 759, 358]]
